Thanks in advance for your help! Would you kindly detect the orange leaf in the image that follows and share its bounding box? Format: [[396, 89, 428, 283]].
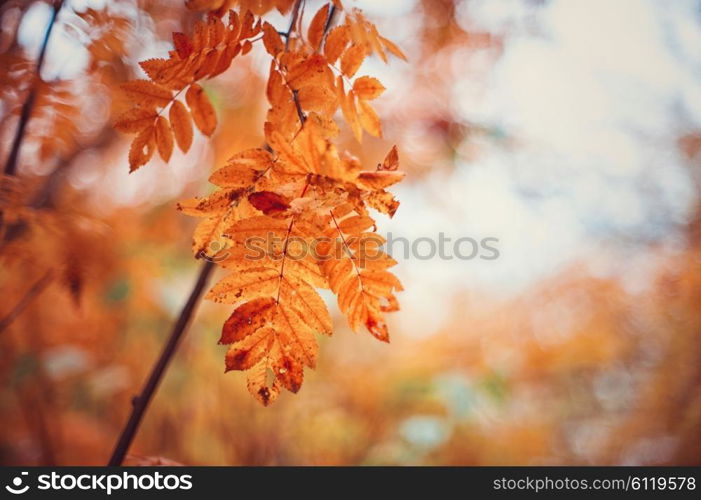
[[262, 21, 283, 57], [357, 170, 404, 190], [186, 83, 217, 136], [379, 145, 399, 171], [220, 297, 277, 344], [324, 25, 349, 64], [340, 44, 366, 78], [128, 125, 156, 172], [169, 100, 193, 152], [339, 215, 375, 234], [154, 116, 174, 162], [308, 4, 330, 52], [357, 99, 381, 137], [172, 32, 193, 59], [121, 80, 172, 108], [114, 108, 157, 133], [352, 76, 385, 100], [225, 327, 276, 371]]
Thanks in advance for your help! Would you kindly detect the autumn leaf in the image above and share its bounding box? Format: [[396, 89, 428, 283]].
[[340, 44, 366, 78], [308, 4, 330, 52], [154, 116, 174, 162], [186, 84, 217, 136], [117, 1, 407, 405], [262, 22, 284, 57], [114, 108, 157, 133], [128, 125, 156, 171], [121, 80, 172, 108], [324, 25, 349, 64], [357, 99, 382, 137], [169, 100, 193, 152], [352, 76, 385, 100]]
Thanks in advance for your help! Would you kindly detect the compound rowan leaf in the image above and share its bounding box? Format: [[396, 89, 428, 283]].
[[169, 100, 193, 152], [167, 2, 408, 406], [186, 83, 217, 136]]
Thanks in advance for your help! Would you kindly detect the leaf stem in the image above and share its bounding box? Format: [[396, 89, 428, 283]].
[[107, 259, 215, 466]]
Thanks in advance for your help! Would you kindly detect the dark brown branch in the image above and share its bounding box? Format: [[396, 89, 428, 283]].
[[322, 4, 338, 41], [0, 270, 54, 334], [3, 0, 64, 177], [292, 89, 306, 125], [107, 260, 215, 466]]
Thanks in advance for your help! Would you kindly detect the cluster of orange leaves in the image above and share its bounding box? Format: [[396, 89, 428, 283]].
[[116, 0, 407, 405]]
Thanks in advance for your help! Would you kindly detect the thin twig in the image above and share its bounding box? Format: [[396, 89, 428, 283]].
[[3, 0, 64, 177], [107, 260, 215, 466], [285, 0, 303, 51], [0, 270, 54, 334], [322, 4, 338, 42], [292, 89, 306, 125]]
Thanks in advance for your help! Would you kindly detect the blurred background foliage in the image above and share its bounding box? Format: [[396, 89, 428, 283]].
[[1, 0, 701, 465]]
